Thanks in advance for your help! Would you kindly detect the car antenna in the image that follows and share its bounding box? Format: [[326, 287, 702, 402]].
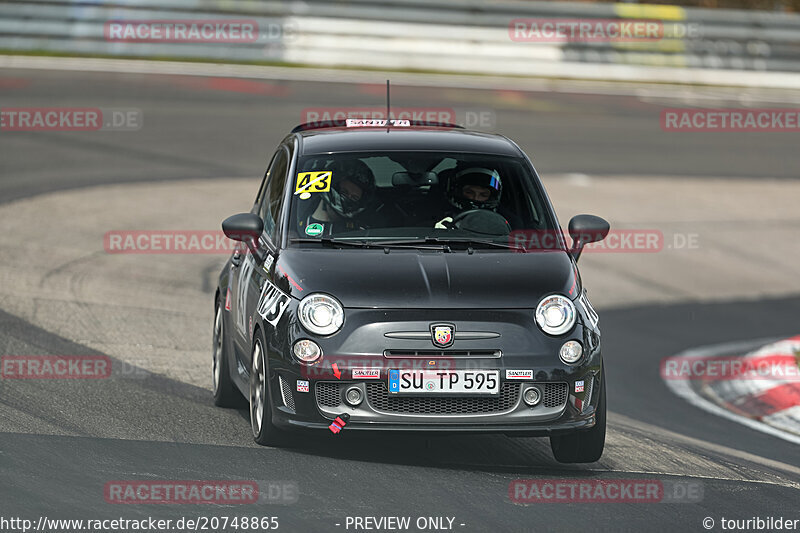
[[385, 79, 391, 132]]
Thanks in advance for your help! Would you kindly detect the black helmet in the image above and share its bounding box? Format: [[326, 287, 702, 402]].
[[321, 159, 376, 218], [447, 167, 502, 211]]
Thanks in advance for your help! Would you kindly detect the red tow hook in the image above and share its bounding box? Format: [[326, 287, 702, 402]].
[[328, 413, 350, 434]]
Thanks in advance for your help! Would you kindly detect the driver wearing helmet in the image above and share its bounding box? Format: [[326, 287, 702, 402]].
[[435, 167, 509, 233], [299, 159, 376, 236]]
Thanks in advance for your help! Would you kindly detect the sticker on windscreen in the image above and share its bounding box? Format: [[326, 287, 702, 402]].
[[305, 223, 324, 236], [295, 171, 332, 200]]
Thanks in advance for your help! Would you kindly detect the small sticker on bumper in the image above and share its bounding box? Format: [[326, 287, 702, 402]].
[[353, 368, 380, 379], [297, 379, 309, 393], [506, 370, 533, 379]]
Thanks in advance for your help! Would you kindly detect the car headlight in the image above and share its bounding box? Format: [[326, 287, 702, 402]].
[[535, 295, 576, 335], [297, 293, 344, 335]]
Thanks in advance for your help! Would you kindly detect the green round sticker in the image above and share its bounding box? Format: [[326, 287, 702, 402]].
[[305, 223, 324, 236]]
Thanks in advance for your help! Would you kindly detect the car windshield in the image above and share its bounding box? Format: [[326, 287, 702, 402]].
[[288, 151, 561, 250]]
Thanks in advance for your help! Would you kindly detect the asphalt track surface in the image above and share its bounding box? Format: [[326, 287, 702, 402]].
[[1, 68, 799, 532]]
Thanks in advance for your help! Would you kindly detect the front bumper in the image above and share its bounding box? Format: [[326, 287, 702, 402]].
[[265, 306, 602, 434], [269, 367, 601, 435], [279, 417, 597, 437]]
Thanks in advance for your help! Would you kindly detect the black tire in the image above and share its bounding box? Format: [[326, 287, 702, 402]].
[[212, 296, 244, 407], [249, 330, 288, 446], [550, 370, 606, 463]]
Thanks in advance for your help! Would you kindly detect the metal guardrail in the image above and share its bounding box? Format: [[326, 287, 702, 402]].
[[0, 0, 799, 77]]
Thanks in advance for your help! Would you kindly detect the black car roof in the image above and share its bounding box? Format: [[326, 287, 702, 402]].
[[295, 126, 524, 157]]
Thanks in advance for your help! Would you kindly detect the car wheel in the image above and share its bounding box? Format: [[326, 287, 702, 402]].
[[550, 369, 606, 463], [249, 331, 287, 446], [212, 297, 244, 407]]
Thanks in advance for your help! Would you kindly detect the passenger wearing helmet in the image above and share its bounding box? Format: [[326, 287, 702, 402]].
[[299, 159, 376, 236], [435, 167, 510, 234]]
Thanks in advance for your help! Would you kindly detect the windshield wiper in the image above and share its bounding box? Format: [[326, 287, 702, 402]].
[[443, 238, 526, 252], [374, 237, 526, 252], [290, 237, 449, 251], [291, 237, 372, 248], [291, 237, 525, 252]]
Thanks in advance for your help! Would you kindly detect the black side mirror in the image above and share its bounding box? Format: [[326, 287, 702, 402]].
[[568, 214, 610, 262], [222, 213, 266, 263]]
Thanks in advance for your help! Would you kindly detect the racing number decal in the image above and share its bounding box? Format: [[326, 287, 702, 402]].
[[236, 256, 254, 337], [256, 281, 290, 327], [295, 171, 332, 195], [238, 255, 290, 334], [579, 290, 599, 328]]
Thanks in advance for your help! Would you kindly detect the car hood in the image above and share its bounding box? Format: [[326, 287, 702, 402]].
[[276, 248, 578, 309]]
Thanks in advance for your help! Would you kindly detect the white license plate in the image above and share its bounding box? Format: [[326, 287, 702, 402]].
[[388, 370, 499, 395]]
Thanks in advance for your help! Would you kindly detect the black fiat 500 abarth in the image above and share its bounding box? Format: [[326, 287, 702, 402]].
[[213, 119, 610, 463]]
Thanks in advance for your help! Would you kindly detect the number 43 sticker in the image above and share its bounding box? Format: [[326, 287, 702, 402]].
[[295, 171, 332, 195]]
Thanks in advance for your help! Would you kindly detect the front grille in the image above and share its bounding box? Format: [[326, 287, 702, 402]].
[[316, 382, 342, 408], [316, 381, 568, 415], [279, 375, 295, 411], [542, 382, 568, 408], [366, 382, 520, 415]]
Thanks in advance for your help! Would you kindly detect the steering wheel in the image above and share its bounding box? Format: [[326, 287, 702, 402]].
[[450, 209, 511, 236]]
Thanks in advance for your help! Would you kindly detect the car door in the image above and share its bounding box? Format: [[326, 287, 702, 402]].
[[229, 147, 285, 360], [233, 143, 292, 370]]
